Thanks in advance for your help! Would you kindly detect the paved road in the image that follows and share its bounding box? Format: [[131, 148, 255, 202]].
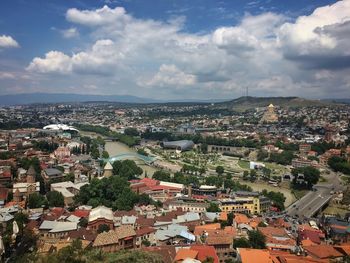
[[286, 170, 344, 218]]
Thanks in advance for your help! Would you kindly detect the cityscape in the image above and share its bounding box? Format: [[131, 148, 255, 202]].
[[0, 1, 350, 263]]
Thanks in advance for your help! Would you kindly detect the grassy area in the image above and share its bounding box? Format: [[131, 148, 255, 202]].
[[323, 205, 349, 217], [292, 189, 309, 200], [238, 160, 250, 169]]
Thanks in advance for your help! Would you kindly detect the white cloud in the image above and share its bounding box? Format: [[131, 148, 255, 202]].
[[0, 35, 19, 48], [25, 2, 350, 99], [66, 5, 129, 26], [0, 72, 15, 79], [27, 51, 72, 74], [61, 27, 79, 38], [142, 64, 196, 87], [278, 0, 350, 69]]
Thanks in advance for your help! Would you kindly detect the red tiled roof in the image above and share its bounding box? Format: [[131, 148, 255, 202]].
[[304, 245, 343, 259], [191, 245, 219, 263], [73, 209, 90, 218], [174, 249, 198, 261], [136, 226, 155, 237], [239, 248, 272, 263], [299, 229, 321, 244]]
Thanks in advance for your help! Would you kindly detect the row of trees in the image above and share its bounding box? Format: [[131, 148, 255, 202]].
[[328, 156, 350, 175], [27, 191, 65, 209]]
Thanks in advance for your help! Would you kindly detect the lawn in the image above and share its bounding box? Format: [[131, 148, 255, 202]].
[[238, 160, 250, 169]]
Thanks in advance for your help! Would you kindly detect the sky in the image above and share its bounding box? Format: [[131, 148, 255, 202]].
[[0, 0, 349, 100]]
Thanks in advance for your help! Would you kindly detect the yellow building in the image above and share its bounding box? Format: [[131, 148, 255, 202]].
[[219, 195, 270, 215]]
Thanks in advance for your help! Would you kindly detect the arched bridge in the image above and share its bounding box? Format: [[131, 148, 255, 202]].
[[105, 153, 157, 164]]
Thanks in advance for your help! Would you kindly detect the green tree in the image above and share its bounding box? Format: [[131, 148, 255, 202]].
[[248, 230, 266, 249], [206, 202, 221, 212], [97, 224, 110, 233], [216, 166, 225, 175], [233, 237, 251, 249], [152, 170, 171, 182], [27, 193, 46, 209], [46, 191, 65, 207], [79, 217, 88, 228], [102, 151, 109, 159], [291, 166, 320, 189]]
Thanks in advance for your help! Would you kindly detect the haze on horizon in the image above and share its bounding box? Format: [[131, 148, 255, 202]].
[[0, 0, 350, 100]]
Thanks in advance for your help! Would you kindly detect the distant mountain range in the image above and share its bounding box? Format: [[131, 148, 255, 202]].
[[0, 93, 347, 107], [0, 93, 161, 105]]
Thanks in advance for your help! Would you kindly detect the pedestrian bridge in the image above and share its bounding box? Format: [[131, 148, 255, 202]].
[[105, 153, 157, 164]]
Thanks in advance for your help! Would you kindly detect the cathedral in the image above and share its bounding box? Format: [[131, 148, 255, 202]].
[[260, 104, 278, 123]]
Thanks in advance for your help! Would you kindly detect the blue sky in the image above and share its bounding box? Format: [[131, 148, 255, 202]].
[[0, 0, 349, 99]]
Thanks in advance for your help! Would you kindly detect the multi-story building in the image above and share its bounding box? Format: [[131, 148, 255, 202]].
[[219, 192, 270, 215]]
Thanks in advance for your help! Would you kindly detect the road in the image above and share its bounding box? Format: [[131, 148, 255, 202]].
[[286, 170, 344, 218]]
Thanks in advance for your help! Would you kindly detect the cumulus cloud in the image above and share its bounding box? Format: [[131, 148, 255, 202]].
[[66, 5, 129, 26], [278, 0, 350, 69], [0, 35, 19, 48], [26, 2, 350, 99], [27, 51, 72, 74]]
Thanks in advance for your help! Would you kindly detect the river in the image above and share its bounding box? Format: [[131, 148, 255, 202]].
[[80, 131, 158, 177], [104, 141, 158, 177]]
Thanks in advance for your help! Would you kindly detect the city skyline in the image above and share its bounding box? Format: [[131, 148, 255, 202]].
[[0, 0, 350, 100]]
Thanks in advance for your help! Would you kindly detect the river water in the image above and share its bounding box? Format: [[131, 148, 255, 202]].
[[80, 131, 158, 177], [104, 141, 158, 177]]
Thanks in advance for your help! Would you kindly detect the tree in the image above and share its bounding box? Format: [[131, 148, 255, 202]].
[[243, 170, 249, 181], [141, 240, 151, 247], [250, 169, 257, 182], [206, 202, 221, 212], [46, 191, 65, 207], [27, 193, 46, 209], [75, 173, 147, 211], [205, 176, 223, 188], [291, 166, 320, 189], [124, 128, 139, 137], [152, 170, 171, 182], [216, 166, 224, 175], [261, 190, 286, 211], [102, 151, 109, 159], [79, 217, 88, 228], [248, 230, 266, 249], [97, 224, 110, 233], [233, 237, 251, 249]]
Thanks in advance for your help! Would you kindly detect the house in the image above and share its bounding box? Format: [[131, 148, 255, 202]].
[[88, 206, 114, 232], [259, 227, 297, 252], [50, 181, 88, 205], [135, 226, 156, 247], [39, 220, 78, 239], [304, 245, 344, 261], [92, 225, 136, 252], [41, 168, 64, 182]]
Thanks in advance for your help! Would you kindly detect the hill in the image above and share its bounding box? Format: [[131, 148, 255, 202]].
[[218, 96, 334, 111]]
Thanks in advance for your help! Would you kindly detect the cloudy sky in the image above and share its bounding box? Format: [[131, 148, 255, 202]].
[[0, 0, 349, 100]]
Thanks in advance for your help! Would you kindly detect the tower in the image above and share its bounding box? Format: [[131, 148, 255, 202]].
[[103, 162, 113, 177]]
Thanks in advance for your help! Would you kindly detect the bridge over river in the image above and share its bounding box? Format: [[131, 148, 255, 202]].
[[104, 152, 157, 164]]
